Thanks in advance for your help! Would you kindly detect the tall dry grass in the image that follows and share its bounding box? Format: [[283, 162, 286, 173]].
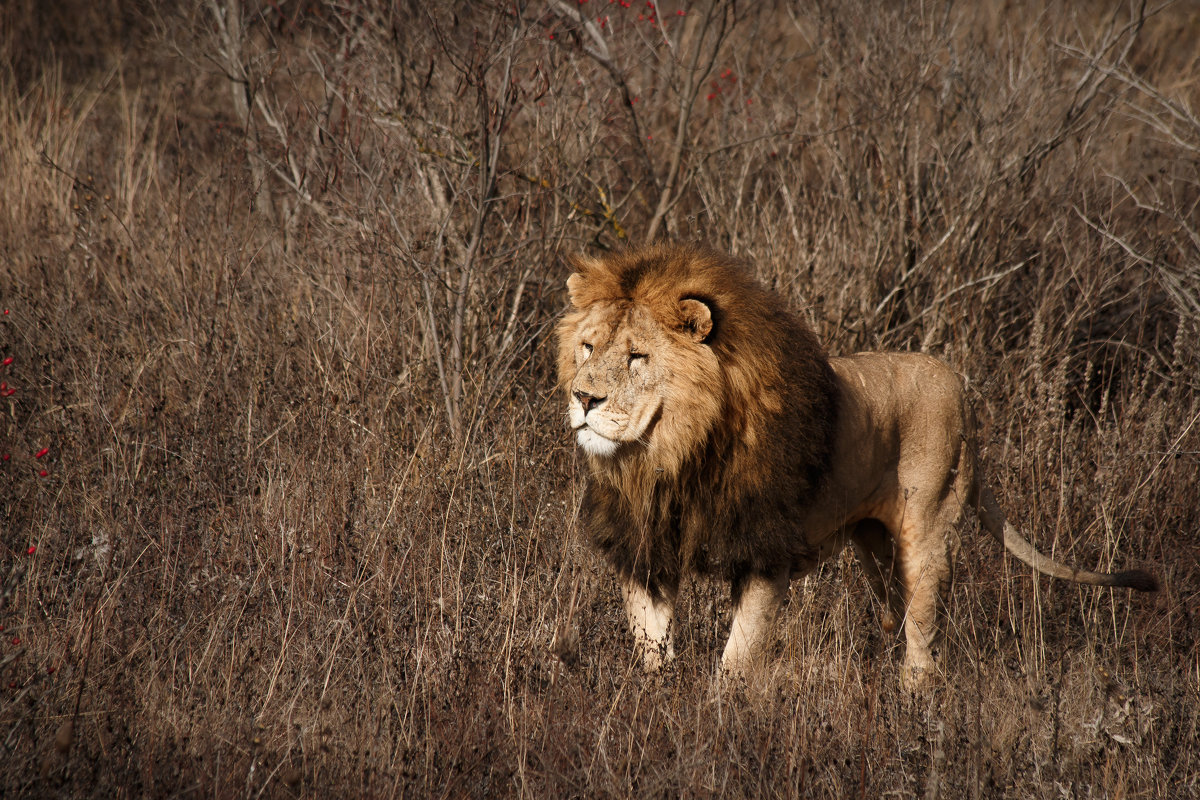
[[1, 1, 1197, 797]]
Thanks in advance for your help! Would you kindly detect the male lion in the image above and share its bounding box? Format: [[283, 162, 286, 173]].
[[556, 244, 1157, 689]]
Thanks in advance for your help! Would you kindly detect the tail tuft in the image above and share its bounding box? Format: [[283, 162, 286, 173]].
[[1113, 569, 1159, 592]]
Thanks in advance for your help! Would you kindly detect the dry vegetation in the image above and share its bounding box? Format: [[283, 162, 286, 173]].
[[1, 0, 1198, 796]]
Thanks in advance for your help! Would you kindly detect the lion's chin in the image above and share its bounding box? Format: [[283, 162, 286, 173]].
[[576, 427, 621, 457]]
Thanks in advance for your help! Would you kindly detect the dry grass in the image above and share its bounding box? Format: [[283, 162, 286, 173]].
[[1, 1, 1197, 797]]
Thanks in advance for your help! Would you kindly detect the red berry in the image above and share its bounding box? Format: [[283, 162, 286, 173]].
[[35, 447, 48, 459], [26, 546, 36, 555]]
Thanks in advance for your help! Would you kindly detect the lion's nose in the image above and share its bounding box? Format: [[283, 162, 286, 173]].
[[575, 390, 605, 414]]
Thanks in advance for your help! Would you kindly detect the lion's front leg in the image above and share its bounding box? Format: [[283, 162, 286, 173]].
[[720, 570, 790, 678], [621, 577, 676, 670]]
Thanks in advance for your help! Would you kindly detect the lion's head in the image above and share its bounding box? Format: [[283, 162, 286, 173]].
[[556, 245, 836, 522], [556, 250, 723, 472]]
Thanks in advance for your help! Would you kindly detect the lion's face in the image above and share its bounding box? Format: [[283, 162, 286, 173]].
[[557, 261, 720, 465], [564, 303, 674, 457]]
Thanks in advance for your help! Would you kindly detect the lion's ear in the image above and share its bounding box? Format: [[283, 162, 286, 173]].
[[566, 273, 587, 308], [678, 298, 713, 342], [565, 253, 603, 308]]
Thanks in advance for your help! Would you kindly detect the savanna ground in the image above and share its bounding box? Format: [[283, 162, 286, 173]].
[[1, 0, 1198, 796]]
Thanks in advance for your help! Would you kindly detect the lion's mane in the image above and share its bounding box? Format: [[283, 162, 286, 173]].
[[558, 245, 838, 594]]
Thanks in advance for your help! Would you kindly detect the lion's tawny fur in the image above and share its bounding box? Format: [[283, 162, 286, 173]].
[[557, 244, 1157, 687]]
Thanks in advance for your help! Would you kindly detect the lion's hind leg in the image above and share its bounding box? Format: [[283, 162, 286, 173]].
[[850, 519, 901, 634], [891, 499, 962, 691]]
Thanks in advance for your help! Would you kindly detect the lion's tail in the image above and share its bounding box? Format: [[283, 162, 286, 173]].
[[976, 486, 1159, 592]]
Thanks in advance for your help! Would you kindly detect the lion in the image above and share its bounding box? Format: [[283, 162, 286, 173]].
[[556, 244, 1158, 689]]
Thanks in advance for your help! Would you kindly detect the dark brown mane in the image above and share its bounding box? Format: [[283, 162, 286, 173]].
[[560, 244, 839, 592]]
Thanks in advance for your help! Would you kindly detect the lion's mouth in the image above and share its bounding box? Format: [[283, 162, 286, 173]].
[[576, 425, 620, 457], [573, 403, 663, 456]]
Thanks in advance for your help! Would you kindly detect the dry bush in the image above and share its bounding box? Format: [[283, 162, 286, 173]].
[[0, 0, 1197, 797]]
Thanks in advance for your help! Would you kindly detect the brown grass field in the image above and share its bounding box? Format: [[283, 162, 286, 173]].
[[1, 1, 1198, 796]]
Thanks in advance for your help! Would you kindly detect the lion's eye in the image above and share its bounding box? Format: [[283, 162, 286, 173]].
[[580, 342, 593, 359], [628, 351, 647, 365]]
